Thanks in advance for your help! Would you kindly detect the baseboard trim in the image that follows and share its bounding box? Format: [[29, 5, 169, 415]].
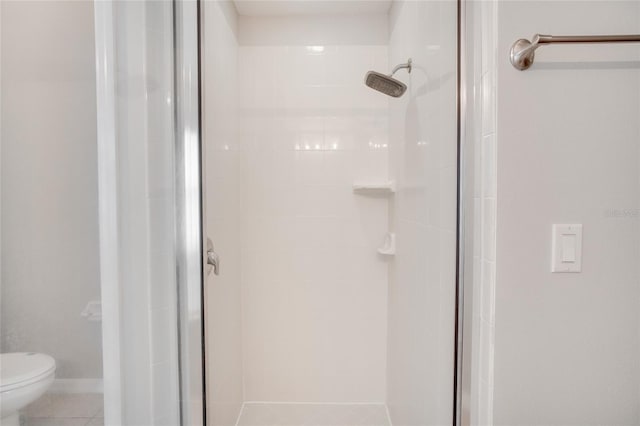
[[49, 379, 104, 394]]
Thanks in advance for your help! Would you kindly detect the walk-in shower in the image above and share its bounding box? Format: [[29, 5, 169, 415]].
[[202, 2, 458, 426]]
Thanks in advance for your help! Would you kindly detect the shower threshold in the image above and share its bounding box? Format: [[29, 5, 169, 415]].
[[235, 402, 391, 426]]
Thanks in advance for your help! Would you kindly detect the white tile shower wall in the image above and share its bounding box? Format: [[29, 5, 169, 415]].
[[0, 0, 103, 379], [203, 1, 244, 425], [493, 1, 640, 424], [469, 1, 497, 425], [109, 2, 180, 423], [112, 3, 153, 422], [144, 2, 181, 425], [386, 1, 458, 425], [238, 14, 390, 403]]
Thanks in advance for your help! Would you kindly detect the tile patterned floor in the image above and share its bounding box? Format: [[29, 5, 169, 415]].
[[21, 393, 103, 426], [236, 403, 391, 426]]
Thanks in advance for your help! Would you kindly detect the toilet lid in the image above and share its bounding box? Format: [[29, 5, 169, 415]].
[[0, 353, 56, 389]]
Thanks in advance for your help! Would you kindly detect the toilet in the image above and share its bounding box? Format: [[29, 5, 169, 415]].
[[0, 353, 56, 426]]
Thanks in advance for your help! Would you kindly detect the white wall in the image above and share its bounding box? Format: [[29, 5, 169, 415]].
[[203, 1, 244, 425], [237, 13, 390, 403], [385, 1, 458, 425], [0, 0, 102, 380], [491, 1, 640, 424]]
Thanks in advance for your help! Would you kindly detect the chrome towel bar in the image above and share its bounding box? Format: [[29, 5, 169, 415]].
[[510, 34, 640, 70]]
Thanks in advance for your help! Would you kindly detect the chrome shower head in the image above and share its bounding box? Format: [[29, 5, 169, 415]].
[[365, 71, 407, 98], [364, 58, 412, 98]]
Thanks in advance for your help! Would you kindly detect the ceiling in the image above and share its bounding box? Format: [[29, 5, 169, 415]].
[[232, 0, 393, 16]]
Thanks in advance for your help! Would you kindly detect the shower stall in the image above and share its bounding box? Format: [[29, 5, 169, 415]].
[[201, 1, 458, 425]]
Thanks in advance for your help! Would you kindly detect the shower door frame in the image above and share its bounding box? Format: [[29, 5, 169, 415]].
[[184, 0, 474, 425], [174, 0, 207, 425], [455, 0, 475, 425]]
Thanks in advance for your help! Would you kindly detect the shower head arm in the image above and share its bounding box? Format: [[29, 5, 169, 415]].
[[390, 58, 412, 76]]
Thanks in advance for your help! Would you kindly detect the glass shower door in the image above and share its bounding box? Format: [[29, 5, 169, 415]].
[[93, 0, 205, 424], [201, 1, 461, 425]]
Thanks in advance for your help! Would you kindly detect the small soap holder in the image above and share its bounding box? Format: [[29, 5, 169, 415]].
[[378, 232, 396, 256], [81, 301, 102, 322], [353, 180, 396, 195]]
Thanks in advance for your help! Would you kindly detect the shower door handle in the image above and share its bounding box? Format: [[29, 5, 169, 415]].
[[206, 237, 220, 276]]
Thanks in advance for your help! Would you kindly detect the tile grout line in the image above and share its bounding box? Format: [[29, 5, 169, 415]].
[[84, 407, 103, 426], [383, 404, 392, 426], [234, 401, 247, 426]]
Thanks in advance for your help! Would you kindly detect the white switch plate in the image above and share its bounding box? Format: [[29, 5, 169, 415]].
[[551, 224, 583, 273]]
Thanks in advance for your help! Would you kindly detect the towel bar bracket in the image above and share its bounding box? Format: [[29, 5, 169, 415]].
[[510, 38, 537, 70]]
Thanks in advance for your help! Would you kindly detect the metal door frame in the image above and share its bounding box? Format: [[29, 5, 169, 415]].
[[175, 0, 475, 424], [174, 0, 206, 425]]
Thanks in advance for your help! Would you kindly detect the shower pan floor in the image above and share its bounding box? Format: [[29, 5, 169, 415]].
[[235, 402, 391, 426]]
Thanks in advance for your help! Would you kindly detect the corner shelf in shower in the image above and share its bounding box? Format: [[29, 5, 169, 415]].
[[352, 180, 396, 195]]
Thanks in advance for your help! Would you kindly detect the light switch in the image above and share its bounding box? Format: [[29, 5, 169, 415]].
[[552, 224, 582, 273], [561, 234, 576, 262]]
